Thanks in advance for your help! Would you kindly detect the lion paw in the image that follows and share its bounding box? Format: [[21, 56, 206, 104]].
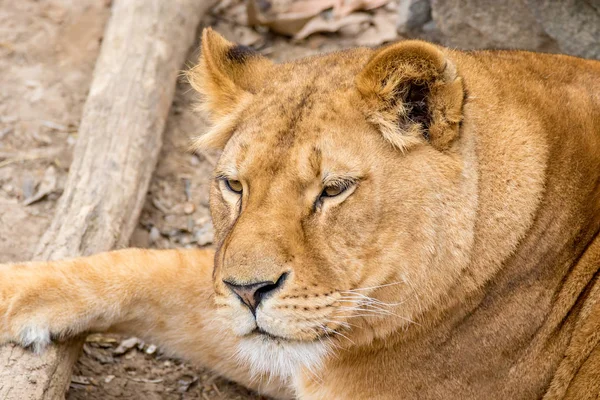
[[0, 301, 53, 353], [0, 265, 53, 352], [0, 325, 52, 353]]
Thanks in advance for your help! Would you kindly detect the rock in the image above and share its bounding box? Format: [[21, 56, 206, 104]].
[[397, 0, 432, 34], [85, 333, 118, 347], [71, 375, 97, 386], [430, 0, 558, 51], [427, 0, 599, 58], [113, 337, 141, 356], [149, 226, 161, 244], [177, 374, 198, 393], [526, 0, 600, 59], [193, 222, 214, 246], [145, 344, 158, 355], [183, 202, 195, 215]]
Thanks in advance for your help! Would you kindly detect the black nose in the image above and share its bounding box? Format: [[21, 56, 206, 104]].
[[224, 273, 287, 314]]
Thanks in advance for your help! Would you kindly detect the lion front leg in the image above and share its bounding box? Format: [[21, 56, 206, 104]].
[[0, 248, 292, 399], [0, 248, 203, 351]]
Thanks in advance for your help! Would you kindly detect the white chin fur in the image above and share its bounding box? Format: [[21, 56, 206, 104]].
[[236, 335, 330, 381]]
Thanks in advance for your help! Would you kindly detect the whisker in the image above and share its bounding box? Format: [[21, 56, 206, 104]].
[[317, 320, 352, 330], [402, 275, 423, 315], [338, 295, 406, 308], [336, 307, 396, 316], [335, 309, 421, 326], [321, 319, 358, 329], [320, 335, 342, 356], [301, 328, 325, 385], [345, 281, 406, 292], [333, 314, 391, 319], [337, 308, 396, 318], [338, 303, 395, 313], [321, 325, 356, 346]]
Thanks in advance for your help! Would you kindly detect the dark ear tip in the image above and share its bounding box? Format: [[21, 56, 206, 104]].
[[226, 45, 258, 63]]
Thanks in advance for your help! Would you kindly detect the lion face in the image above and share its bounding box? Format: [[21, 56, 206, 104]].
[[189, 29, 476, 376]]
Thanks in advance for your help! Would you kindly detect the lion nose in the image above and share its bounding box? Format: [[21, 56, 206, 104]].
[[223, 273, 288, 314]]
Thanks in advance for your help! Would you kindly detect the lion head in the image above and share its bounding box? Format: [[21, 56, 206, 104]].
[[188, 28, 476, 378]]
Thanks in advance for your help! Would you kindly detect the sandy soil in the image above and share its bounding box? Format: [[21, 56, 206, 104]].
[[0, 1, 399, 398]]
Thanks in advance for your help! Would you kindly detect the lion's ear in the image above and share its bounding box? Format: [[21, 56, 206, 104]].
[[356, 41, 464, 151], [188, 28, 272, 121]]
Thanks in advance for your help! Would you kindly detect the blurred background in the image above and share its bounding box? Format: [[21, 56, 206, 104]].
[[0, 1, 597, 399]]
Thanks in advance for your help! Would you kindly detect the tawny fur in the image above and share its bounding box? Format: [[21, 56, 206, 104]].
[[1, 29, 599, 399]]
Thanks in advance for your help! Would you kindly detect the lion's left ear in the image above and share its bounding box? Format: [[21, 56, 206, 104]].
[[188, 28, 273, 121], [356, 41, 464, 151]]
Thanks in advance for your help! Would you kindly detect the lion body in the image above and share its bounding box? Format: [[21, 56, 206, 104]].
[[1, 31, 599, 399], [300, 48, 600, 400]]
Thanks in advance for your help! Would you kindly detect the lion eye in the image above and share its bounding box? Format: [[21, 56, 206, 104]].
[[224, 179, 243, 194], [321, 185, 346, 198], [314, 179, 357, 211]]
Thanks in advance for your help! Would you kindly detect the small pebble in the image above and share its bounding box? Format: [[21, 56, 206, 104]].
[[145, 344, 158, 355], [149, 226, 161, 244], [183, 202, 195, 215]]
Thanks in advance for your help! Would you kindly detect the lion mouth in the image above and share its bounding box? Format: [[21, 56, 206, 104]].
[[250, 325, 341, 344], [252, 328, 287, 341]]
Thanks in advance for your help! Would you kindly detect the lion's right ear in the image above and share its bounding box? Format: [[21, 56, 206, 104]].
[[187, 28, 272, 122], [356, 41, 464, 151]]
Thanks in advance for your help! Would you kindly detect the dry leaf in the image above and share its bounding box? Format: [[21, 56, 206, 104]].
[[335, 0, 390, 17], [178, 374, 199, 393], [285, 0, 339, 19], [248, 0, 391, 36], [23, 166, 58, 206], [356, 10, 398, 46], [233, 25, 264, 47], [295, 13, 371, 39], [129, 377, 164, 384]]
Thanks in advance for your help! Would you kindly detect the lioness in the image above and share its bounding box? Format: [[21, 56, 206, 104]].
[[1, 28, 599, 399]]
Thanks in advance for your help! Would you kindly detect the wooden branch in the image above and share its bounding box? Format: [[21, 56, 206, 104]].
[[0, 1, 215, 398]]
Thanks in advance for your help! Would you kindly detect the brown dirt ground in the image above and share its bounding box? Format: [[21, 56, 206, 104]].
[[0, 1, 399, 398]]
